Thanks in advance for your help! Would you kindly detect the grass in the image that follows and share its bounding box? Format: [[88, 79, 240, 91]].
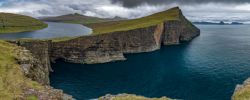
[[233, 84, 250, 100], [27, 95, 38, 100], [0, 13, 48, 34], [87, 7, 180, 35], [0, 40, 43, 99]]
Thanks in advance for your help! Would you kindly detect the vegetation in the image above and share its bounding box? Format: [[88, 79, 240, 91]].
[[0, 13, 47, 34], [87, 7, 180, 35], [232, 82, 250, 100], [0, 40, 42, 99], [41, 13, 126, 25]]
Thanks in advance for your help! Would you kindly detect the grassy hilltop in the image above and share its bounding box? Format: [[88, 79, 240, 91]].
[[0, 13, 47, 34], [87, 7, 181, 35]]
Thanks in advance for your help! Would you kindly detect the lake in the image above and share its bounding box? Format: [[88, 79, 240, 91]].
[[49, 25, 250, 100], [0, 22, 92, 40]]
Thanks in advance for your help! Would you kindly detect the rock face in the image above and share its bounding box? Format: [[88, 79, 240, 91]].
[[232, 78, 250, 100], [0, 41, 73, 100], [51, 9, 200, 64], [13, 40, 52, 85]]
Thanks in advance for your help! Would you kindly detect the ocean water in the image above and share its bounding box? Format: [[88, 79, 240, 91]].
[[50, 25, 250, 100], [0, 22, 92, 40]]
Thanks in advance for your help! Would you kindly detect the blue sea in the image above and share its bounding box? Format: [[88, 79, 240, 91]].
[[50, 25, 250, 100]]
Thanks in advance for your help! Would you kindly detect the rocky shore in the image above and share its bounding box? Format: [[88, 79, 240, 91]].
[[99, 94, 174, 100]]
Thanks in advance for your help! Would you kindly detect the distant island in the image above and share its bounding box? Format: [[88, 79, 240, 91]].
[[193, 21, 244, 25], [41, 13, 127, 24]]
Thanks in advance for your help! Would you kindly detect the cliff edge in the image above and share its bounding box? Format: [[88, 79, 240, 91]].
[[50, 7, 200, 64]]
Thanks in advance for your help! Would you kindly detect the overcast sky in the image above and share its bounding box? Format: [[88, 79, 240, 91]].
[[1, 0, 250, 22]]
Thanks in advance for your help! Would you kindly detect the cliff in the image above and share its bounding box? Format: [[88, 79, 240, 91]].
[[8, 7, 199, 99], [50, 7, 200, 64], [0, 40, 72, 100], [232, 78, 250, 100]]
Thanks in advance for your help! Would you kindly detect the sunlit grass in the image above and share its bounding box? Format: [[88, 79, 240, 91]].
[[87, 7, 180, 35], [0, 40, 43, 99]]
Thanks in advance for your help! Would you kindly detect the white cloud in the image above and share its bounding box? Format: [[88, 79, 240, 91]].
[[0, 0, 250, 23]]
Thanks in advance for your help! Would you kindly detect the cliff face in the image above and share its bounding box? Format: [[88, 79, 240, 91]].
[[0, 40, 72, 100], [51, 23, 165, 64], [13, 40, 52, 85], [50, 9, 200, 64]]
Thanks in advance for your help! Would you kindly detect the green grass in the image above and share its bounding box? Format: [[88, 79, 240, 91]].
[[27, 95, 38, 100], [0, 13, 48, 34], [233, 85, 250, 100], [87, 7, 180, 35], [0, 40, 43, 99]]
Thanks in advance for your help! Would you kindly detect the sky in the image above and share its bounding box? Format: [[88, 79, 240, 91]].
[[1, 0, 250, 23]]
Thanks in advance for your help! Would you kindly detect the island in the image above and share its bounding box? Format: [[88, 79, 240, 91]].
[[0, 13, 48, 34], [41, 13, 126, 24]]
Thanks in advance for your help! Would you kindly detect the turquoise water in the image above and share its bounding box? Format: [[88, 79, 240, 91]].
[[0, 22, 91, 40], [50, 25, 250, 100]]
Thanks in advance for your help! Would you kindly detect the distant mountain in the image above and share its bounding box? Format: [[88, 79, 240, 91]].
[[41, 13, 127, 24], [193, 21, 243, 25]]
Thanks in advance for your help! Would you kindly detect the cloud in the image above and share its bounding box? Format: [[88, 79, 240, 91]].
[[111, 0, 250, 7], [0, 0, 250, 23]]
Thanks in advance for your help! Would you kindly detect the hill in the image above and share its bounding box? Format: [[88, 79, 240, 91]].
[[0, 13, 48, 34], [86, 7, 182, 34], [41, 13, 126, 24]]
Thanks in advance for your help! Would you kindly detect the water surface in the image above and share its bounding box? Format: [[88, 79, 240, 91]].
[[0, 22, 92, 40], [50, 25, 250, 100]]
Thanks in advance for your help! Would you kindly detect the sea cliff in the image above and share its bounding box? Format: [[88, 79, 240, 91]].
[[0, 40, 72, 99], [7, 7, 199, 99], [50, 7, 200, 64]]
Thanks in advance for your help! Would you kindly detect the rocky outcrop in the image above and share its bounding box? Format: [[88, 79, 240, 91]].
[[16, 43, 73, 100], [232, 78, 250, 100], [99, 94, 173, 100], [22, 86, 73, 100], [13, 40, 52, 85], [0, 40, 73, 100]]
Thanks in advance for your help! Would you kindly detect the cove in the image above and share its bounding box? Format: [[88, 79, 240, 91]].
[[50, 25, 250, 100], [0, 22, 92, 40]]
